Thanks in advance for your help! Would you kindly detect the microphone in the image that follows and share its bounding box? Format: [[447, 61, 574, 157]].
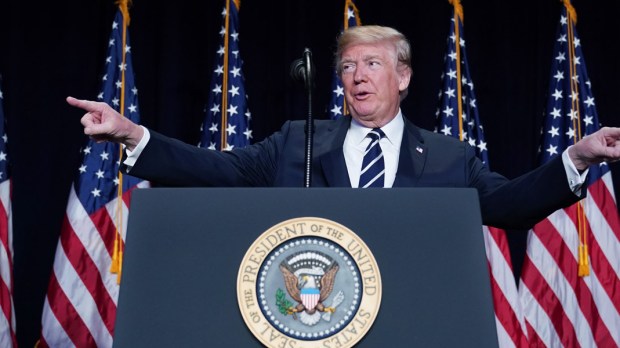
[[290, 48, 314, 91], [290, 48, 316, 187]]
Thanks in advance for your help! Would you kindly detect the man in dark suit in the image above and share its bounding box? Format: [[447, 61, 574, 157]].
[[67, 25, 620, 230]]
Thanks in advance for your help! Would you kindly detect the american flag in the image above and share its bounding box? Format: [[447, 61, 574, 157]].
[[39, 6, 149, 348], [434, 3, 528, 347], [199, 0, 252, 150], [328, 0, 360, 120], [0, 79, 17, 348], [519, 2, 620, 346]]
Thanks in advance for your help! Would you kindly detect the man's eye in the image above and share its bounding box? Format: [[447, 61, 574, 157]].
[[342, 64, 355, 73]]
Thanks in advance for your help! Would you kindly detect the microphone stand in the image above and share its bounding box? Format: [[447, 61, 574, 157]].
[[290, 48, 315, 188]]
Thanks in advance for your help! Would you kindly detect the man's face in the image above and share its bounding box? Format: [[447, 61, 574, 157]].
[[340, 42, 411, 128]]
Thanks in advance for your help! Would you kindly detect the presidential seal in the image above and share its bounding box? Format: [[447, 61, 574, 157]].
[[237, 217, 381, 348]]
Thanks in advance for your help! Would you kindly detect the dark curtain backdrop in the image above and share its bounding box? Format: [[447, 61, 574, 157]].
[[1, 0, 618, 346]]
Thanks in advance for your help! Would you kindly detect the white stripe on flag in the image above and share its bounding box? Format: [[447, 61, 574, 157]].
[[484, 227, 527, 328], [493, 315, 516, 348], [525, 224, 596, 346], [519, 277, 562, 347], [52, 238, 114, 348], [41, 297, 77, 348], [66, 186, 120, 302]]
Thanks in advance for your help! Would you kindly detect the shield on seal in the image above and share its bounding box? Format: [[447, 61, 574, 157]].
[[300, 287, 320, 310]]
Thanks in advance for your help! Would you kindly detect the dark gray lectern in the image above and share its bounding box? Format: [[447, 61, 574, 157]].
[[113, 188, 498, 347]]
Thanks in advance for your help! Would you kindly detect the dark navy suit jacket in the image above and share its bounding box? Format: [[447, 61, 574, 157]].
[[129, 116, 582, 229]]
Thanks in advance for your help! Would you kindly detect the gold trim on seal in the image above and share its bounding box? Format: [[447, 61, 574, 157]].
[[237, 217, 382, 348]]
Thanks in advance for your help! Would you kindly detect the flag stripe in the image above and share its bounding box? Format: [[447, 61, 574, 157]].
[[0, 201, 11, 292], [484, 227, 528, 346], [67, 186, 121, 302], [493, 316, 516, 348], [583, 195, 620, 313], [523, 210, 618, 347], [589, 173, 620, 242], [487, 277, 526, 347], [537, 211, 614, 345], [43, 272, 98, 347], [0, 276, 15, 347], [521, 234, 583, 347], [53, 238, 114, 347], [520, 280, 562, 347], [60, 214, 117, 333], [40, 297, 75, 348], [0, 179, 9, 217]]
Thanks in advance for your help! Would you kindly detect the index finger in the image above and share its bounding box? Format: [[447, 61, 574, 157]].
[[602, 127, 620, 139], [66, 96, 104, 113]]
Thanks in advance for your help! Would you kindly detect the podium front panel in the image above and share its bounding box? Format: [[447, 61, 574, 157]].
[[114, 188, 498, 347]]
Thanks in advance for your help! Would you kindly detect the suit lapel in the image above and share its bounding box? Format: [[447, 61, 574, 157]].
[[316, 116, 426, 187], [319, 117, 352, 187], [393, 119, 427, 187]]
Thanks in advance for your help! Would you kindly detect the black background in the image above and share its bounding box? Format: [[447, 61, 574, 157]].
[[1, 0, 618, 346]]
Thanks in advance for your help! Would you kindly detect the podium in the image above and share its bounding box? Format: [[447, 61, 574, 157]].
[[113, 188, 499, 347]]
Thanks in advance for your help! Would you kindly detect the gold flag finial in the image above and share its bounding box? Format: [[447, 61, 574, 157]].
[[115, 0, 132, 26], [345, 0, 362, 27], [449, 0, 464, 22], [562, 0, 577, 24]]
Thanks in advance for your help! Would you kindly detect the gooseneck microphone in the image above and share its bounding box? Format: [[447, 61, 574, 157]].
[[290, 48, 315, 188], [290, 48, 314, 91]]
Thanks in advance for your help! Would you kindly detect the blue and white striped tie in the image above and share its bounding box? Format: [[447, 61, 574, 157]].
[[359, 128, 385, 188]]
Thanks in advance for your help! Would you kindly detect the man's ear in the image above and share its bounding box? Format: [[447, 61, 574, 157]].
[[398, 67, 412, 92]]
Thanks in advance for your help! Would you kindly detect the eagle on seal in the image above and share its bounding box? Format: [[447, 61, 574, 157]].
[[279, 262, 339, 325]]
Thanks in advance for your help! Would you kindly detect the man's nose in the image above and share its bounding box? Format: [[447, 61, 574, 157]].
[[353, 67, 367, 83]]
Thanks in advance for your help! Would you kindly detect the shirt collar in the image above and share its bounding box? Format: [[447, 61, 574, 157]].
[[349, 109, 404, 147]]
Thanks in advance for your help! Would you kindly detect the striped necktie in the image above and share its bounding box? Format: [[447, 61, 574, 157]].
[[359, 128, 385, 188]]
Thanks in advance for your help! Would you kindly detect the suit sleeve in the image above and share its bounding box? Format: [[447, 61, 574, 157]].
[[473, 150, 585, 229], [124, 122, 292, 187]]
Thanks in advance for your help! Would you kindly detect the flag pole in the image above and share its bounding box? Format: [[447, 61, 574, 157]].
[[561, 0, 589, 277], [110, 0, 132, 283], [220, 0, 234, 150], [449, 0, 465, 141]]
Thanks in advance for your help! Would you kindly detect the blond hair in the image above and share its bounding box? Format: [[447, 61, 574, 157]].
[[334, 25, 412, 76]]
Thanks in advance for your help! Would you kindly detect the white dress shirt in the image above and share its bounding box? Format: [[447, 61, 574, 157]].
[[344, 110, 403, 188]]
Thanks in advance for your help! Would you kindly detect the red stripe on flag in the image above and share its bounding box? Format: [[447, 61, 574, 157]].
[[0, 275, 15, 347], [485, 226, 528, 347], [38, 337, 49, 348], [60, 214, 117, 335], [532, 215, 615, 345], [0, 188, 15, 347], [589, 177, 620, 240], [44, 272, 96, 347], [121, 183, 140, 206], [488, 227, 514, 268], [0, 199, 11, 275], [487, 271, 528, 347], [520, 254, 579, 347], [0, 276, 12, 323], [524, 320, 545, 348], [89, 205, 121, 257], [0, 202, 9, 253], [583, 214, 620, 315]]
